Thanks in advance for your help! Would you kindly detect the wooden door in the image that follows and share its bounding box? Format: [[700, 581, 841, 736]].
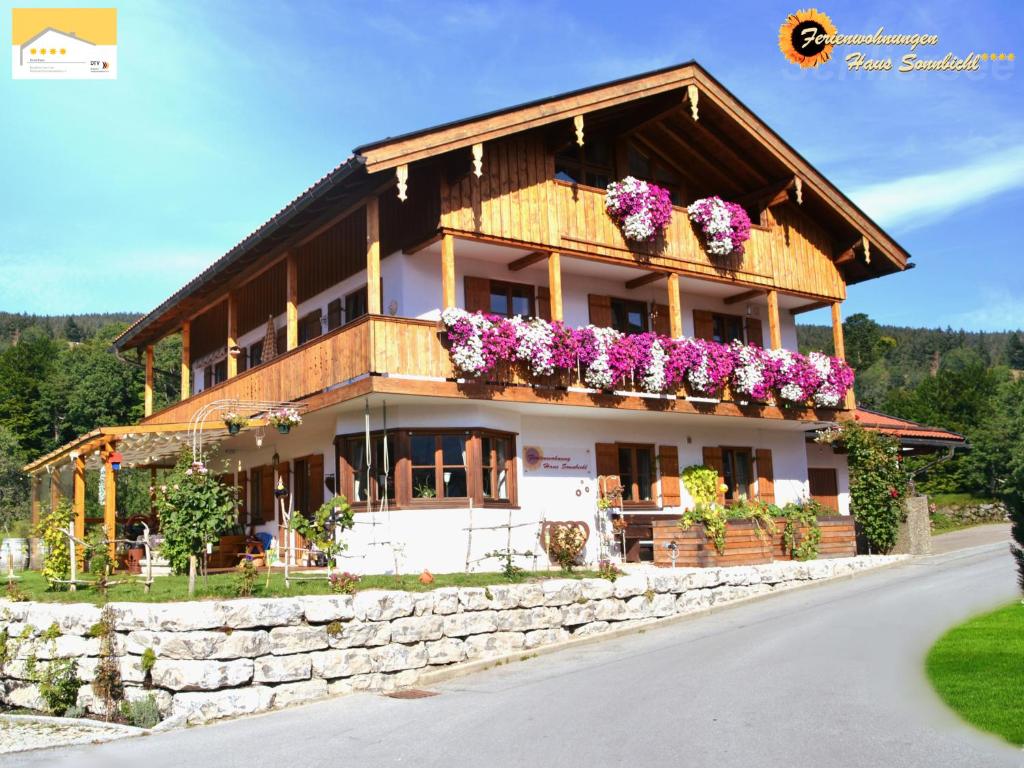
[[808, 467, 839, 513]]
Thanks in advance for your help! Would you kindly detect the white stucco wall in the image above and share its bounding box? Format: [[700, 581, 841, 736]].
[[804, 441, 851, 517], [223, 397, 818, 574]]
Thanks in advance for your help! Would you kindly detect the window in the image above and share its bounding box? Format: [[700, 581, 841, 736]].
[[611, 298, 648, 335], [411, 433, 468, 500], [712, 313, 745, 345], [336, 429, 517, 508], [481, 434, 512, 501], [248, 340, 263, 368], [345, 287, 368, 325], [722, 448, 754, 502], [204, 360, 228, 389], [327, 298, 343, 331], [617, 444, 656, 504], [489, 280, 534, 318], [275, 327, 287, 355], [299, 309, 322, 345], [554, 138, 613, 189], [344, 434, 396, 504]]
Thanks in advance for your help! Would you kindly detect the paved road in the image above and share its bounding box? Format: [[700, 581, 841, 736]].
[[931, 522, 1011, 554], [16, 542, 1021, 768]]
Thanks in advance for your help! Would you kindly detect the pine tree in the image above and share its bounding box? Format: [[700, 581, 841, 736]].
[[1006, 332, 1024, 370]]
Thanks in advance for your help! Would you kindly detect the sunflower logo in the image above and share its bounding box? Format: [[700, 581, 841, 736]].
[[779, 9, 837, 68]]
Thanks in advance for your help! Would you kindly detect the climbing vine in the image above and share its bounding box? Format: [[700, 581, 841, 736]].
[[36, 499, 74, 588], [781, 502, 823, 561], [817, 422, 907, 552]]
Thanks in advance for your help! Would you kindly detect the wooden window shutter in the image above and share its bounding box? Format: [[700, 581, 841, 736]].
[[746, 317, 764, 347], [701, 446, 726, 504], [595, 442, 620, 499], [258, 467, 274, 523], [651, 303, 671, 336], [308, 454, 324, 512], [537, 286, 551, 321], [588, 294, 612, 327], [464, 276, 491, 313], [693, 310, 714, 341], [756, 449, 775, 504], [657, 445, 681, 506]]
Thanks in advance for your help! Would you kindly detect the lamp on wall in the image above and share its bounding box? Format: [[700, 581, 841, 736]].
[[229, 345, 242, 357]]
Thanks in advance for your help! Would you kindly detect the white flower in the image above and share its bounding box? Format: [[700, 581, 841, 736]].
[[731, 342, 764, 397], [641, 339, 667, 393], [514, 317, 555, 376], [583, 326, 620, 389]]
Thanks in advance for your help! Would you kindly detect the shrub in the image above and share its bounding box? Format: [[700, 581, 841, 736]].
[[681, 465, 719, 505], [120, 694, 162, 729], [235, 558, 258, 597], [153, 452, 238, 576], [36, 499, 74, 588], [597, 559, 623, 582], [817, 423, 907, 552], [545, 523, 587, 572], [780, 502, 822, 561], [680, 502, 730, 554], [37, 658, 82, 715], [290, 495, 355, 572], [328, 572, 360, 594]]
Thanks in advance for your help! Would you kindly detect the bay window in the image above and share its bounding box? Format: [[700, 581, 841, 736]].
[[336, 428, 516, 508]]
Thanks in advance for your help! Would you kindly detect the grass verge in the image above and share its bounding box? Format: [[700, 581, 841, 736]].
[[5, 568, 598, 605], [925, 601, 1024, 746]]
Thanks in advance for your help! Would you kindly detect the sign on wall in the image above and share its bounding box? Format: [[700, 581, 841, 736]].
[[522, 445, 590, 474]]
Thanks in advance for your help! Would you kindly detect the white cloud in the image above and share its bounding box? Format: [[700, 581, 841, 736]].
[[849, 144, 1024, 230], [946, 291, 1024, 332]]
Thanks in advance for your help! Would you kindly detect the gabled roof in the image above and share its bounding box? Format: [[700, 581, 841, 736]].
[[854, 407, 966, 445], [115, 61, 911, 352]]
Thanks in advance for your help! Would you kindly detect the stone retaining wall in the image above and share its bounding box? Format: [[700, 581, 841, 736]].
[[933, 500, 1008, 526], [0, 555, 902, 725]]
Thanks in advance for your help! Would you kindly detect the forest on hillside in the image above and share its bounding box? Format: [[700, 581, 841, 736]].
[[0, 311, 1023, 534]]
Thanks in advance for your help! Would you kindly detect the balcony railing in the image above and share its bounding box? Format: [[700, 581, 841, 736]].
[[145, 315, 848, 426]]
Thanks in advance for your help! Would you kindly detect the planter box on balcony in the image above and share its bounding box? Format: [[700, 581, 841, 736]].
[[651, 516, 856, 568]]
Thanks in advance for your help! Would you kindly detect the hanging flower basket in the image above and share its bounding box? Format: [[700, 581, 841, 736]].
[[687, 196, 752, 257], [267, 407, 302, 434], [223, 411, 248, 435], [604, 176, 673, 242]]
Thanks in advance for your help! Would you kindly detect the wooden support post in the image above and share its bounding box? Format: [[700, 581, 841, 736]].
[[286, 253, 299, 351], [667, 273, 682, 338], [832, 301, 855, 410], [366, 197, 382, 314], [150, 467, 157, 516], [441, 233, 456, 309], [30, 474, 41, 529], [144, 345, 154, 416], [766, 289, 782, 350], [547, 252, 563, 322], [180, 321, 191, 401], [103, 446, 117, 559], [226, 292, 238, 378], [73, 455, 86, 557]]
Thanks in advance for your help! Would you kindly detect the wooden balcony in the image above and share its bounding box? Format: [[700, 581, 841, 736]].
[[145, 315, 847, 426]]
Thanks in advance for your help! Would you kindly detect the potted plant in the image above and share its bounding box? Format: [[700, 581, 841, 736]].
[[223, 411, 248, 435], [267, 407, 302, 434]]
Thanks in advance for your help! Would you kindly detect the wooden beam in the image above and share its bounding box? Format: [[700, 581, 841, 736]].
[[508, 250, 548, 272], [625, 271, 667, 290], [144, 345, 154, 417], [73, 455, 86, 551], [286, 253, 298, 350], [667, 273, 682, 338], [548, 252, 563, 322], [49, 469, 61, 512], [736, 177, 796, 212], [366, 196, 381, 314], [790, 300, 831, 316], [103, 443, 117, 558], [30, 474, 41, 530], [441, 232, 456, 309], [723, 289, 765, 305], [226, 292, 238, 379], [766, 289, 782, 350], [180, 321, 191, 401], [831, 302, 846, 360]]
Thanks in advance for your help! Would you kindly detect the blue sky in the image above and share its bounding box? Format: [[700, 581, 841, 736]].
[[1, 0, 1021, 331]]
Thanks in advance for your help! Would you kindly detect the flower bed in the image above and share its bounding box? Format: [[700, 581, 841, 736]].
[[441, 310, 854, 407]]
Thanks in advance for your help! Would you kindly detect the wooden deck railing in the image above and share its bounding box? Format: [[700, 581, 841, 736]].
[[145, 314, 848, 425]]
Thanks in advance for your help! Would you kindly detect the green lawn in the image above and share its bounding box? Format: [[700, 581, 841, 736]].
[[928, 493, 999, 507], [925, 601, 1024, 745], [929, 513, 1005, 535], [5, 567, 598, 605]]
